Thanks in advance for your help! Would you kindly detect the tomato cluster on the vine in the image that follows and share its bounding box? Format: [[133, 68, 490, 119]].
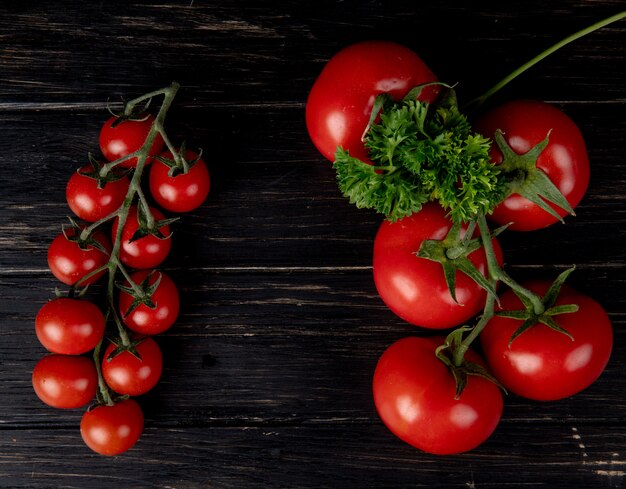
[[306, 41, 612, 455], [34, 84, 208, 456]]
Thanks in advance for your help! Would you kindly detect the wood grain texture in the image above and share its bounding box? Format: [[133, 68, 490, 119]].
[[0, 0, 624, 487]]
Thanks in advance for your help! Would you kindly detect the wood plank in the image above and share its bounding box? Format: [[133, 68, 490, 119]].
[[1, 424, 625, 488]]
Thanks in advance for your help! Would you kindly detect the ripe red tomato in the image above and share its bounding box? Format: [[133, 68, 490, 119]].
[[99, 114, 164, 168], [373, 336, 503, 454], [80, 398, 144, 456], [474, 100, 590, 231], [480, 281, 612, 401], [35, 298, 105, 355], [149, 149, 210, 213], [119, 270, 180, 335], [32, 354, 98, 409], [306, 41, 439, 162], [66, 165, 130, 222], [373, 203, 503, 329], [47, 228, 111, 286], [102, 337, 163, 396], [112, 205, 172, 269]]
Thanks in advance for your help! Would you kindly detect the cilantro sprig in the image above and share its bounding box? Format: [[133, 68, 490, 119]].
[[333, 89, 506, 223]]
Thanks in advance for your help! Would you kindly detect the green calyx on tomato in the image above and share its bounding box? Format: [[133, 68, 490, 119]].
[[496, 267, 579, 346], [128, 202, 178, 243], [416, 219, 505, 302], [153, 141, 203, 177], [435, 327, 506, 398], [62, 217, 111, 255], [78, 154, 131, 189], [117, 269, 163, 317]]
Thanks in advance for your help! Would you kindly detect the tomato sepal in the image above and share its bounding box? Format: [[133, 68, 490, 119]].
[[105, 336, 146, 362], [79, 154, 132, 189], [493, 129, 575, 222], [129, 203, 179, 242], [416, 220, 497, 303], [436, 327, 506, 399], [497, 266, 579, 346], [116, 270, 162, 317]]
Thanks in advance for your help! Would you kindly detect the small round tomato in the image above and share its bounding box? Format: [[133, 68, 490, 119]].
[[102, 337, 163, 396], [480, 281, 612, 401], [99, 114, 164, 168], [373, 203, 503, 329], [149, 149, 210, 213], [66, 165, 130, 222], [306, 41, 439, 162], [47, 229, 111, 286], [80, 398, 144, 456], [35, 298, 105, 355], [119, 270, 180, 335], [32, 354, 98, 409], [112, 205, 172, 269], [474, 100, 590, 231], [373, 336, 503, 455]]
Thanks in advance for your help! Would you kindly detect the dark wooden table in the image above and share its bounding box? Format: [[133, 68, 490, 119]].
[[1, 1, 625, 487]]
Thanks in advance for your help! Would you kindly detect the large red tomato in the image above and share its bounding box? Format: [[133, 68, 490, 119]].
[[474, 100, 590, 231], [99, 114, 164, 168], [373, 336, 503, 454], [102, 337, 163, 396], [306, 41, 439, 162], [480, 281, 612, 401], [373, 203, 503, 329]]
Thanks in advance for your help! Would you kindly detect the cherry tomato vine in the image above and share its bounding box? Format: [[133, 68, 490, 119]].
[[307, 12, 624, 454], [33, 82, 210, 455]]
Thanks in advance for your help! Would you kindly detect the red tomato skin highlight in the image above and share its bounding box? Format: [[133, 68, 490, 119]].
[[80, 399, 144, 456], [475, 100, 590, 231], [35, 298, 105, 355], [373, 336, 503, 455], [480, 282, 613, 401], [66, 165, 130, 222], [306, 41, 439, 162], [373, 203, 503, 329], [32, 354, 98, 409], [119, 270, 180, 335], [149, 149, 210, 213]]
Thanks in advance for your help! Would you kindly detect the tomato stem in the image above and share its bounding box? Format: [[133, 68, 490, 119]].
[[454, 282, 496, 366], [93, 338, 114, 406], [464, 11, 626, 111], [476, 214, 544, 314]]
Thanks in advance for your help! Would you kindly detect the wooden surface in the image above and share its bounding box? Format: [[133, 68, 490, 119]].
[[1, 1, 625, 487]]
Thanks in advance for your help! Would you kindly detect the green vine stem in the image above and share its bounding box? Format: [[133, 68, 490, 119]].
[[464, 11, 626, 111], [93, 338, 114, 406], [475, 214, 544, 315]]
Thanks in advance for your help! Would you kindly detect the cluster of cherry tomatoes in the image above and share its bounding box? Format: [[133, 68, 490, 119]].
[[33, 85, 210, 455], [306, 41, 613, 454]]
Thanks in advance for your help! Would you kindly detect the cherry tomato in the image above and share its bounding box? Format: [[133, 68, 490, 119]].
[[306, 41, 439, 162], [32, 354, 98, 409], [35, 298, 105, 355], [99, 114, 164, 168], [149, 149, 210, 213], [480, 281, 612, 401], [112, 205, 172, 269], [373, 336, 503, 455], [119, 270, 180, 335], [373, 203, 503, 329], [66, 164, 130, 222], [474, 100, 590, 231], [47, 228, 111, 286], [80, 398, 144, 456], [102, 337, 163, 396]]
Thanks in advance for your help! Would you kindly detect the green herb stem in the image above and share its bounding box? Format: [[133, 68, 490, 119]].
[[465, 11, 626, 110]]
